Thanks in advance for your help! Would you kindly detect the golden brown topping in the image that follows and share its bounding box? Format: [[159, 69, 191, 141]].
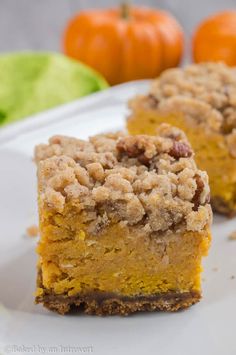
[[35, 125, 211, 234], [130, 62, 236, 135], [117, 131, 192, 164], [117, 136, 157, 166], [168, 141, 192, 159]]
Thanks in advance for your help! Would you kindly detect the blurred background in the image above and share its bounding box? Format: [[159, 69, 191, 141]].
[[1, 0, 235, 52], [1, 0, 235, 127]]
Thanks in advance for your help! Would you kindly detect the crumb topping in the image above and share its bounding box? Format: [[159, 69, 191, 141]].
[[130, 63, 236, 143], [35, 125, 212, 235]]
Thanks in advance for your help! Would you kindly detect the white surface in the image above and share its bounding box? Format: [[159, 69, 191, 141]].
[[0, 81, 236, 355]]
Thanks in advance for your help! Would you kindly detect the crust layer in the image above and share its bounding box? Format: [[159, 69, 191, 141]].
[[35, 291, 201, 316], [36, 271, 201, 315]]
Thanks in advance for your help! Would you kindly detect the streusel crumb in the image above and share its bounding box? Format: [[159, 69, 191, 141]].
[[26, 224, 39, 237], [35, 125, 212, 235], [130, 62, 236, 137], [228, 231, 236, 240]]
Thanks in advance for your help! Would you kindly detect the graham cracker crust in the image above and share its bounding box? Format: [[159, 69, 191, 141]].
[[35, 271, 201, 315]]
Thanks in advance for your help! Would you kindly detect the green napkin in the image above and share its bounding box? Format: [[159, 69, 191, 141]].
[[0, 52, 108, 126]]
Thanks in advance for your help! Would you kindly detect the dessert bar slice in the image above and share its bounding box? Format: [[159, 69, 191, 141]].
[[128, 62, 236, 216], [34, 125, 211, 315]]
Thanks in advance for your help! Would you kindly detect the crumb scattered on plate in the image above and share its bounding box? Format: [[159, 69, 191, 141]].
[[212, 267, 218, 272], [228, 231, 236, 240], [26, 224, 38, 237], [231, 275, 235, 280]]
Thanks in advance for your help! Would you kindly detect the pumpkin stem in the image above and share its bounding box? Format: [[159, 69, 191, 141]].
[[120, 2, 130, 20]]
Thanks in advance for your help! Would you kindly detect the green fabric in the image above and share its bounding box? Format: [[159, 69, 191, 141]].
[[0, 52, 108, 126]]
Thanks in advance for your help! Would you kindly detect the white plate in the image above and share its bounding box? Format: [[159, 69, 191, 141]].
[[0, 81, 236, 355]]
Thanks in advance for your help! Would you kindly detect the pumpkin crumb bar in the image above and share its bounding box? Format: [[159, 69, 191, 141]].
[[128, 62, 236, 216], [34, 125, 211, 315]]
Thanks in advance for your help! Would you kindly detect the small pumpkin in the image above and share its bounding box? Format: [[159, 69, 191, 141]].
[[193, 11, 236, 65], [63, 4, 184, 85]]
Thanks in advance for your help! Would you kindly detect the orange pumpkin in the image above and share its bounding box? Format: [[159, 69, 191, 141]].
[[63, 4, 184, 85], [193, 11, 236, 65]]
